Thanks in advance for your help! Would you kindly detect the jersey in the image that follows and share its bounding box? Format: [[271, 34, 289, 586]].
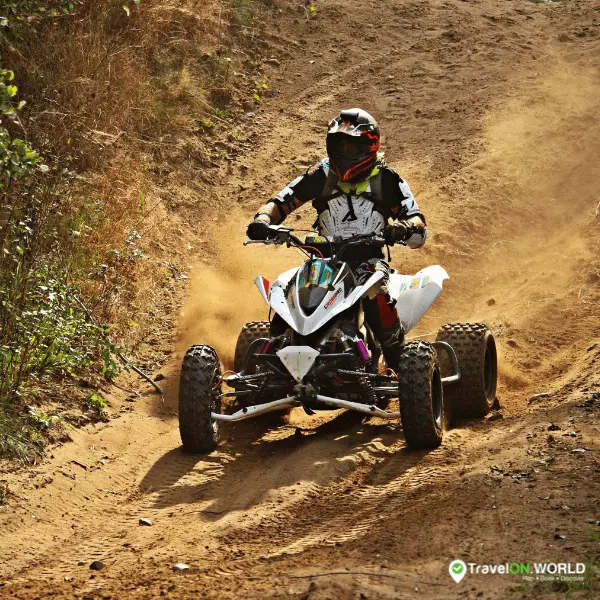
[[267, 157, 424, 243]]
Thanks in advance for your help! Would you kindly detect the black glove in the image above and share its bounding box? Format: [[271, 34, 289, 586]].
[[383, 221, 413, 245], [246, 219, 271, 241]]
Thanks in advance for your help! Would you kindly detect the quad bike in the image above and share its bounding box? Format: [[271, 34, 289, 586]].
[[179, 226, 497, 453]]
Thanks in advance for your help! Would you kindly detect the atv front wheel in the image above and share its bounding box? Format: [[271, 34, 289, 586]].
[[179, 345, 222, 453], [233, 321, 270, 372], [436, 323, 497, 419], [398, 341, 445, 449]]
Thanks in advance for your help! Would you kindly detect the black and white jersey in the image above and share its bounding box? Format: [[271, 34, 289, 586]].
[[269, 158, 424, 244]]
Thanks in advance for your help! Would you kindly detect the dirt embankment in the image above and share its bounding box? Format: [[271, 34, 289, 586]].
[[1, 0, 600, 598]]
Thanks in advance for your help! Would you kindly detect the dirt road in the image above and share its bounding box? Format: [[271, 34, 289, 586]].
[[1, 0, 600, 598]]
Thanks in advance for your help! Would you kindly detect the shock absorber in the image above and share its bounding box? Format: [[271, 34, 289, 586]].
[[349, 353, 378, 407], [337, 333, 378, 406]]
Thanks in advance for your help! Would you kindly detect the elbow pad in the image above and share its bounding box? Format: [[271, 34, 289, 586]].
[[270, 174, 306, 221]]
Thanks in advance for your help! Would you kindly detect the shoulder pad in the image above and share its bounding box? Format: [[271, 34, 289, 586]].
[[384, 166, 413, 188], [382, 164, 400, 178]]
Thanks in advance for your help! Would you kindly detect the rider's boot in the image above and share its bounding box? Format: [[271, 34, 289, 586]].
[[380, 321, 405, 370]]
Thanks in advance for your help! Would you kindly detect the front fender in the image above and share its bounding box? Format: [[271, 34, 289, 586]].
[[256, 270, 384, 337], [255, 275, 270, 306], [318, 271, 385, 328]]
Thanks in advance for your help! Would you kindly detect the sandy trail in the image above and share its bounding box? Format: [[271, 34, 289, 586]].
[[1, 1, 600, 598]]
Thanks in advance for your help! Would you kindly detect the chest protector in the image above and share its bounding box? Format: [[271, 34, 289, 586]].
[[312, 157, 390, 239]]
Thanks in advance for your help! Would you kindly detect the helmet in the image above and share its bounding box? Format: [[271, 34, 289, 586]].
[[326, 108, 381, 183]]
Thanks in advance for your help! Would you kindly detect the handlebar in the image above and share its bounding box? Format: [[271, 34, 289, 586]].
[[243, 226, 388, 250], [243, 225, 304, 248], [342, 233, 387, 249]]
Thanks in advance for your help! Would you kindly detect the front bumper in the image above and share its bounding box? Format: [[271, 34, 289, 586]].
[[211, 393, 400, 423]]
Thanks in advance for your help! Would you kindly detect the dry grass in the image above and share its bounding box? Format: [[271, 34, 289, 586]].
[[1, 0, 275, 350], [0, 0, 278, 461], [8, 1, 228, 164]]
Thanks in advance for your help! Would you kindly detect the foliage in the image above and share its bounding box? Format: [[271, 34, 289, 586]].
[[83, 392, 107, 412], [0, 1, 82, 27], [26, 405, 61, 429], [0, 52, 122, 460], [250, 76, 268, 104], [0, 129, 41, 180], [198, 117, 217, 130], [0, 403, 42, 459], [0, 0, 278, 461], [0, 71, 122, 400], [0, 69, 41, 181], [306, 1, 317, 19], [0, 267, 123, 398], [0, 68, 20, 112]]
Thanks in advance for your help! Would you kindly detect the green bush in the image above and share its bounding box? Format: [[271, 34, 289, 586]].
[[0, 267, 122, 398], [83, 392, 107, 413], [0, 403, 42, 460], [0, 1, 81, 28], [0, 49, 123, 459]]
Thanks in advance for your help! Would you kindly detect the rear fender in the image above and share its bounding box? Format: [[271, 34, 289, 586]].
[[389, 265, 449, 333]]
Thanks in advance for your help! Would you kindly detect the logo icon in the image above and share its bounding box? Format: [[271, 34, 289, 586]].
[[449, 559, 467, 583]]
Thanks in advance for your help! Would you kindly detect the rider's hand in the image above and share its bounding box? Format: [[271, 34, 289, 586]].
[[383, 221, 413, 245], [247, 219, 271, 241]]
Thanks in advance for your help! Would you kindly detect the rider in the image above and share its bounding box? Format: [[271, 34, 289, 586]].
[[246, 108, 427, 367]]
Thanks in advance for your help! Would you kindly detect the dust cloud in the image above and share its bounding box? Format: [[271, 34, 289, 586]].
[[474, 64, 600, 311], [418, 61, 600, 312], [176, 212, 302, 367]]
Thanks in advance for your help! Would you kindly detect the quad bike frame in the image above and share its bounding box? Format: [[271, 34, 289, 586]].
[[211, 339, 461, 423], [178, 227, 498, 453]]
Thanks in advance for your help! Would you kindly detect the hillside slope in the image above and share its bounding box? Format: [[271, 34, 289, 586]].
[[1, 0, 599, 598]]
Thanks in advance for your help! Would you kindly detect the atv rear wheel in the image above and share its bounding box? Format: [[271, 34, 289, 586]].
[[436, 323, 497, 419], [179, 345, 222, 453], [233, 321, 270, 372], [398, 341, 445, 449]]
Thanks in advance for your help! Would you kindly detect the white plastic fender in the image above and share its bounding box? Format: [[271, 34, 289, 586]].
[[255, 275, 270, 304], [254, 267, 299, 306], [388, 265, 449, 333], [265, 270, 384, 336], [255, 263, 446, 337], [343, 270, 385, 305]]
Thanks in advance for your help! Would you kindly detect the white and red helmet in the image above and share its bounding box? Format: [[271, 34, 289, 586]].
[[326, 108, 381, 182]]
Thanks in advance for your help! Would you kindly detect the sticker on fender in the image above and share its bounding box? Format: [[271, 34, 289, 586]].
[[398, 275, 431, 293], [325, 287, 342, 309]]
